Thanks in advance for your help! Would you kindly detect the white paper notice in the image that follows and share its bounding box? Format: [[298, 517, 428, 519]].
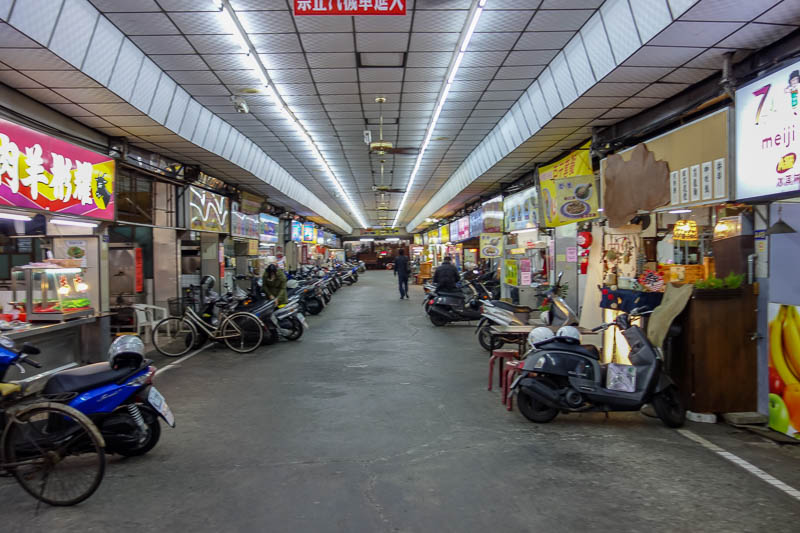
[[680, 168, 689, 204], [714, 158, 726, 199], [670, 171, 679, 205], [690, 164, 700, 202], [701, 161, 712, 200]]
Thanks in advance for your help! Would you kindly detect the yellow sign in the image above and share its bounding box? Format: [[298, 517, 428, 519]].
[[504, 259, 518, 286], [439, 224, 450, 243], [539, 143, 598, 227], [413, 234, 422, 245], [480, 233, 503, 258], [427, 228, 439, 244], [673, 219, 698, 240]]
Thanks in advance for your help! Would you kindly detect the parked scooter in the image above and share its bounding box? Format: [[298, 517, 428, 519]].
[[426, 277, 484, 326], [233, 277, 306, 343], [3, 335, 175, 456], [508, 308, 685, 428]]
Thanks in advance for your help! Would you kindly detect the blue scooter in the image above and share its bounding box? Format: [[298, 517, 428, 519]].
[[1, 335, 174, 457]]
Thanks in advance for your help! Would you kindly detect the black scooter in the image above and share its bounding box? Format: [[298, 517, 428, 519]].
[[509, 307, 685, 428], [426, 277, 483, 327]]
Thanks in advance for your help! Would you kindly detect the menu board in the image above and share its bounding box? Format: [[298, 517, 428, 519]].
[[457, 217, 470, 240], [482, 196, 503, 233], [302, 222, 316, 243], [231, 209, 260, 239], [291, 220, 302, 242], [259, 214, 278, 243], [439, 224, 450, 244], [450, 221, 459, 243], [469, 209, 483, 236], [480, 233, 503, 258], [503, 186, 539, 232], [539, 143, 598, 227]]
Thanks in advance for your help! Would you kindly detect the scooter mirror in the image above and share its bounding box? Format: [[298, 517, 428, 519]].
[[20, 342, 40, 355]]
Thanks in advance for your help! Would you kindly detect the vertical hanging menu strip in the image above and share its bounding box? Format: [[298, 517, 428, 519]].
[[680, 167, 690, 204], [701, 162, 713, 200], [670, 171, 679, 205], [690, 164, 700, 202], [714, 158, 726, 199]]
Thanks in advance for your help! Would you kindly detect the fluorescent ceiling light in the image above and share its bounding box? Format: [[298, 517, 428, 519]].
[[510, 228, 537, 234], [668, 209, 692, 214], [392, 2, 485, 229], [213, 1, 368, 229], [360, 238, 374, 242], [0, 212, 31, 221], [51, 218, 98, 228]]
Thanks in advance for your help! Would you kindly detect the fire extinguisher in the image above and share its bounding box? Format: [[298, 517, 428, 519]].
[[578, 231, 592, 275]]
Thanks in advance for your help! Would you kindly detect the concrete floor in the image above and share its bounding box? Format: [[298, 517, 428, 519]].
[[3, 271, 800, 532]]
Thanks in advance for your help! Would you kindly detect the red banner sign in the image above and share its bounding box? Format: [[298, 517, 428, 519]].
[[294, 0, 406, 15]]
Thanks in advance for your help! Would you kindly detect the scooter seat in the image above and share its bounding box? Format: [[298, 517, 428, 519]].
[[437, 290, 464, 298], [492, 301, 533, 314], [580, 344, 601, 359], [43, 362, 141, 395]]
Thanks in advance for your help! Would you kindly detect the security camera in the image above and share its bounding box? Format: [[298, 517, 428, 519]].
[[231, 95, 249, 114]]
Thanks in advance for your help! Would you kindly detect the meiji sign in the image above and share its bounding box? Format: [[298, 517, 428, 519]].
[[735, 58, 800, 200], [294, 0, 405, 15]]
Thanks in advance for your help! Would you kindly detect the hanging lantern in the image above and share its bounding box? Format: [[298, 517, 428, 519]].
[[673, 219, 698, 241]]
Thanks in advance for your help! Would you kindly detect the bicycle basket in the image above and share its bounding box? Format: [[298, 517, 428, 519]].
[[168, 297, 196, 316]]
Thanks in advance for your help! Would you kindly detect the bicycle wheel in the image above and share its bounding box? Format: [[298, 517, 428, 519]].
[[153, 316, 197, 357], [220, 312, 263, 353], [2, 402, 105, 506]]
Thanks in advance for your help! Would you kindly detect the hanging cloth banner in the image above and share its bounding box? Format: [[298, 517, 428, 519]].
[[539, 141, 599, 227]]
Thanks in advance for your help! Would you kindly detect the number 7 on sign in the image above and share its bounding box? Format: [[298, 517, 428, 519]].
[[753, 84, 771, 125]]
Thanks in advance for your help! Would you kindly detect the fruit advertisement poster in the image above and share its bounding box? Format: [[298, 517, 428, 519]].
[[768, 303, 800, 438]]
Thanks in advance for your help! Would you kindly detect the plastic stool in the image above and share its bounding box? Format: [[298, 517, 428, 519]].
[[503, 360, 526, 411], [488, 349, 519, 391]]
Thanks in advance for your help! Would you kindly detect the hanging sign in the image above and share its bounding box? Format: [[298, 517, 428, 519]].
[[480, 233, 503, 258], [259, 214, 279, 243], [188, 186, 229, 233], [231, 209, 260, 239], [439, 224, 450, 244], [291, 220, 302, 242], [735, 58, 800, 199], [458, 217, 470, 240], [503, 186, 539, 232], [539, 142, 599, 227], [482, 196, 503, 233], [469, 209, 483, 237], [504, 259, 519, 286], [239, 191, 262, 215], [302, 222, 316, 243], [294, 0, 406, 16], [0, 117, 115, 220]]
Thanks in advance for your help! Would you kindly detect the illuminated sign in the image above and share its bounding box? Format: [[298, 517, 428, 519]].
[[736, 58, 800, 199], [231, 209, 260, 239], [302, 222, 316, 243], [482, 196, 503, 233], [503, 186, 539, 232], [291, 220, 302, 242], [0, 117, 115, 220], [188, 186, 229, 233], [294, 0, 405, 16], [259, 214, 278, 243]]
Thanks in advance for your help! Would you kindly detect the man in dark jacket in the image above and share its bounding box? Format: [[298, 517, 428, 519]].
[[393, 248, 410, 299], [433, 255, 460, 292]]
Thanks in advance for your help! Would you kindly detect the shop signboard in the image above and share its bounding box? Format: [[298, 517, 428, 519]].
[[302, 222, 316, 243], [736, 59, 800, 200], [469, 209, 483, 237], [259, 214, 279, 243], [504, 259, 518, 286], [458, 216, 470, 241], [317, 229, 325, 245], [231, 209, 260, 239], [414, 234, 422, 245], [439, 224, 450, 244], [427, 228, 439, 244], [293, 0, 405, 16], [449, 221, 458, 243], [188, 186, 229, 233], [503, 186, 539, 232], [291, 220, 302, 242], [362, 227, 401, 236], [239, 191, 262, 214], [0, 117, 116, 220], [482, 196, 503, 233], [480, 233, 503, 258], [422, 232, 429, 246], [539, 142, 599, 227]]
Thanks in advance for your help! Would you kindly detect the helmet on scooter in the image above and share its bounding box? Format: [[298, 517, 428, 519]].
[[540, 310, 550, 326], [528, 327, 554, 347], [286, 279, 299, 289], [108, 335, 145, 369], [556, 325, 581, 343]]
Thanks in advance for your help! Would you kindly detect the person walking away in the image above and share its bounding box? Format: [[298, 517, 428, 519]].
[[262, 264, 288, 306], [394, 249, 410, 299], [433, 255, 460, 292]]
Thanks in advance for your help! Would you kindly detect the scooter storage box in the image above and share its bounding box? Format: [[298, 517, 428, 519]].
[[606, 363, 636, 392]]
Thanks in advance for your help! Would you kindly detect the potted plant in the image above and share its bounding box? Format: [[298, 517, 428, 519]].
[[693, 272, 745, 299]]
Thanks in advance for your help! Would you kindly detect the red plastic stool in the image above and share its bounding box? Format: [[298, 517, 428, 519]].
[[503, 360, 526, 411], [488, 349, 519, 391]]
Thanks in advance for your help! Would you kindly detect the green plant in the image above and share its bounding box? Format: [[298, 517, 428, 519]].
[[723, 272, 745, 289], [694, 273, 744, 290]]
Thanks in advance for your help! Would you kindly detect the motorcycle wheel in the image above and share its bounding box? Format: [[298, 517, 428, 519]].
[[652, 386, 685, 428], [517, 379, 559, 423], [306, 298, 323, 315], [323, 292, 331, 304], [285, 317, 303, 341], [262, 324, 279, 345], [478, 323, 503, 351], [113, 404, 161, 457], [429, 312, 448, 327]]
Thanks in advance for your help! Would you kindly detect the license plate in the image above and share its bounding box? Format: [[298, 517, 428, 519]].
[[297, 313, 309, 329], [148, 386, 175, 427]]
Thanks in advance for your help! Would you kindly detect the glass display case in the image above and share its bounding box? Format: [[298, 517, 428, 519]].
[[11, 265, 94, 321]]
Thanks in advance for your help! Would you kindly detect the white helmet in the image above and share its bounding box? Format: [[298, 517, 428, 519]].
[[528, 327, 554, 347], [556, 325, 581, 343], [286, 279, 299, 289]]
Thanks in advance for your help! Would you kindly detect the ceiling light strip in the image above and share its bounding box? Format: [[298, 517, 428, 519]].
[[214, 0, 368, 229], [392, 1, 485, 228]]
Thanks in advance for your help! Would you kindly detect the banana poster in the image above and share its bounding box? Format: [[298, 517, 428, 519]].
[[768, 304, 800, 438]]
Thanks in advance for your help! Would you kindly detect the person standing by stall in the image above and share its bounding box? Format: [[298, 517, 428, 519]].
[[262, 263, 288, 306], [433, 255, 459, 292], [394, 248, 410, 299]]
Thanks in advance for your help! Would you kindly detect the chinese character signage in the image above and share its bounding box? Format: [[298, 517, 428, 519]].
[[503, 186, 539, 232], [231, 209, 260, 239], [439, 224, 450, 244], [457, 216, 470, 241], [736, 58, 800, 199], [259, 214, 278, 243], [294, 0, 405, 16], [361, 227, 401, 236], [239, 191, 262, 215], [539, 143, 598, 227], [302, 222, 316, 243], [0, 118, 115, 220], [480, 233, 503, 258], [188, 186, 229, 233], [482, 196, 503, 233], [291, 220, 302, 242]]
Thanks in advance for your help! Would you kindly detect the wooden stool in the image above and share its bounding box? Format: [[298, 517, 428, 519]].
[[503, 360, 526, 411], [488, 349, 519, 391]]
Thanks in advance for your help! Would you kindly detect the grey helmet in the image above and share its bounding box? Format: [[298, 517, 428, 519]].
[[108, 335, 145, 369]]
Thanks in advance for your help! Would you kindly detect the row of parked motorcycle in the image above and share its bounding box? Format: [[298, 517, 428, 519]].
[[0, 261, 365, 506], [422, 269, 686, 429]]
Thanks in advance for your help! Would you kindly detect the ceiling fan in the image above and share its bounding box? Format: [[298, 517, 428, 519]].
[[367, 97, 419, 156], [371, 158, 405, 194]]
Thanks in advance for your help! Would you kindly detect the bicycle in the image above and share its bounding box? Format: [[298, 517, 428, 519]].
[[1, 341, 106, 506], [152, 291, 264, 357]]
